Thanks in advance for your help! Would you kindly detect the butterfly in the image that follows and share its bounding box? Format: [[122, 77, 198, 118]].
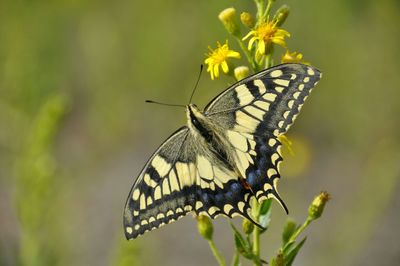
[[124, 63, 321, 239]]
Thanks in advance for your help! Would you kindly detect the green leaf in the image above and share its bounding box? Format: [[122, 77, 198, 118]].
[[282, 241, 294, 255], [259, 199, 272, 215], [259, 212, 272, 232], [282, 219, 297, 245], [284, 237, 307, 266], [230, 223, 253, 260], [259, 200, 272, 232]]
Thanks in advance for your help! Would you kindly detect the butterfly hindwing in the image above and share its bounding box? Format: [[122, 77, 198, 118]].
[[188, 136, 255, 222], [220, 129, 287, 210]]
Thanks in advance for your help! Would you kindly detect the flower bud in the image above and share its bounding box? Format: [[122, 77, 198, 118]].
[[308, 191, 330, 221], [242, 218, 254, 235], [240, 12, 254, 28], [197, 215, 213, 240], [219, 8, 240, 37], [273, 5, 290, 27], [234, 66, 250, 81]]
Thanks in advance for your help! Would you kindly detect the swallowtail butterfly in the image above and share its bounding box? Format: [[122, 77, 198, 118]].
[[124, 63, 321, 239]]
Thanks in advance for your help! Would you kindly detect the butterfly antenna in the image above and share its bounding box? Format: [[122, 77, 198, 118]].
[[188, 64, 204, 104], [145, 100, 186, 108]]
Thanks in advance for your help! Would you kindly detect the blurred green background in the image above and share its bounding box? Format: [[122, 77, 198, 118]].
[[1, 0, 400, 265]]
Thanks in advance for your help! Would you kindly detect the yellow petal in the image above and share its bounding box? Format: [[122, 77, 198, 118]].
[[273, 38, 286, 47], [207, 66, 215, 80], [227, 50, 241, 59], [221, 61, 229, 73], [210, 71, 215, 80], [213, 64, 220, 78], [277, 29, 290, 37], [206, 64, 213, 72], [248, 37, 256, 50], [258, 40, 266, 55], [242, 31, 254, 41]]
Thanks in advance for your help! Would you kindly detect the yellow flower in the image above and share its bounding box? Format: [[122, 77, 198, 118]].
[[204, 41, 241, 80], [243, 20, 290, 58], [281, 50, 309, 65]]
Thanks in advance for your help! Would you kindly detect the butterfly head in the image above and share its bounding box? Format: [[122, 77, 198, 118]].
[[186, 103, 200, 114], [186, 104, 211, 136], [186, 103, 202, 122]]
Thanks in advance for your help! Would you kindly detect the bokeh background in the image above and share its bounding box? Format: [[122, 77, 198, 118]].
[[1, 0, 400, 265]]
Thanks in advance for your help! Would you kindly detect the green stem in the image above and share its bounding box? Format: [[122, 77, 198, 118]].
[[208, 239, 226, 266], [253, 227, 261, 266], [284, 218, 312, 249], [263, 0, 274, 21], [254, 0, 265, 25], [251, 199, 261, 266], [235, 37, 257, 71], [264, 52, 272, 68], [231, 250, 240, 266]]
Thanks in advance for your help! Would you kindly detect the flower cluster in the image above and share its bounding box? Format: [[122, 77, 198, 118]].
[[204, 0, 311, 81]]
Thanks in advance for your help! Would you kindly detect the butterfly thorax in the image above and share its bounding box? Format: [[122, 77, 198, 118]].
[[186, 104, 237, 172], [186, 104, 212, 141]]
